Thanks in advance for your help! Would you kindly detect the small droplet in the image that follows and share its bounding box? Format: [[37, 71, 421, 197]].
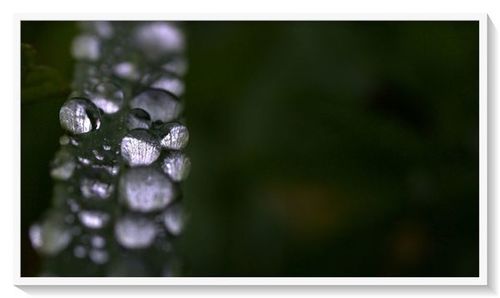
[[29, 213, 72, 256], [59, 135, 70, 146], [90, 81, 124, 114], [89, 249, 109, 264], [91, 235, 106, 248], [120, 129, 160, 167], [73, 245, 87, 258], [59, 98, 101, 134], [92, 149, 105, 161], [72, 34, 101, 61], [80, 178, 114, 199], [50, 150, 76, 180], [113, 61, 140, 81], [78, 210, 110, 229], [143, 72, 185, 97], [161, 152, 191, 182], [127, 108, 151, 130], [163, 203, 185, 236], [78, 156, 93, 166], [103, 144, 112, 151], [162, 57, 188, 77], [115, 216, 157, 249], [119, 167, 175, 212], [158, 123, 189, 150], [134, 22, 184, 61], [130, 89, 182, 122], [80, 21, 113, 39]]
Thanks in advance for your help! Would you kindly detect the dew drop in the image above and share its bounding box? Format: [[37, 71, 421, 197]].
[[120, 129, 161, 167], [50, 150, 76, 180], [90, 81, 125, 114], [80, 21, 114, 39], [89, 249, 109, 264], [59, 135, 70, 146], [80, 177, 114, 199], [113, 61, 140, 81], [103, 144, 112, 151], [59, 98, 101, 134], [161, 152, 191, 182], [73, 245, 87, 258], [130, 89, 182, 122], [134, 22, 184, 61], [29, 213, 72, 256], [91, 235, 106, 248], [72, 34, 101, 61], [158, 123, 189, 150], [115, 216, 157, 249], [163, 203, 185, 236], [78, 210, 110, 229], [119, 167, 175, 212], [78, 156, 93, 166], [162, 57, 188, 77], [127, 108, 151, 130], [143, 72, 185, 97]]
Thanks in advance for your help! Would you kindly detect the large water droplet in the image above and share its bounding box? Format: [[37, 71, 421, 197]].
[[119, 167, 175, 212], [80, 177, 114, 199], [134, 22, 184, 61], [90, 81, 124, 114], [161, 152, 191, 182], [59, 98, 101, 134], [72, 34, 101, 61], [127, 108, 151, 130], [115, 216, 157, 249], [157, 123, 189, 150], [120, 129, 161, 167], [50, 150, 76, 180], [143, 72, 185, 97], [29, 212, 72, 256], [78, 210, 110, 229], [163, 203, 184, 236], [130, 89, 182, 123]]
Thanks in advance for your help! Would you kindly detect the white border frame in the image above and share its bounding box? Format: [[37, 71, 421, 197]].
[[13, 13, 488, 286]]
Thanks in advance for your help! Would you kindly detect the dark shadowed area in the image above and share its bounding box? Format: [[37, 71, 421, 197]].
[[21, 21, 479, 277]]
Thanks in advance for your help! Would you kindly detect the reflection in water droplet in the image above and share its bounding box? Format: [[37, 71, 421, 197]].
[[78, 210, 110, 229], [78, 156, 93, 166], [113, 62, 140, 81], [92, 149, 105, 161], [50, 150, 76, 180], [120, 130, 160, 167], [130, 89, 182, 122], [158, 123, 189, 150], [115, 216, 157, 249], [29, 213, 72, 256], [127, 108, 151, 130], [119, 167, 175, 212], [161, 152, 191, 182], [163, 203, 184, 236], [80, 178, 114, 199], [72, 34, 101, 61], [59, 98, 101, 134], [103, 144, 112, 151], [144, 72, 185, 97], [89, 249, 109, 264], [90, 81, 124, 114], [134, 22, 184, 61]]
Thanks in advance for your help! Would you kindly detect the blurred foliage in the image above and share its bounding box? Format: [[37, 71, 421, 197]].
[[21, 21, 479, 277]]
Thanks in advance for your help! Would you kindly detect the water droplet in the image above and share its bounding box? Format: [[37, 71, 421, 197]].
[[78, 156, 93, 166], [163, 203, 184, 236], [143, 72, 185, 97], [50, 150, 76, 180], [162, 57, 188, 77], [115, 216, 157, 249], [161, 152, 191, 182], [120, 129, 160, 167], [158, 123, 189, 150], [80, 21, 113, 39], [80, 177, 114, 199], [72, 34, 101, 61], [130, 89, 182, 122], [59, 98, 101, 134], [78, 210, 110, 229], [90, 81, 124, 114], [113, 61, 140, 81], [74, 245, 87, 258], [127, 108, 151, 130], [59, 135, 70, 146], [89, 249, 109, 264], [134, 22, 184, 61], [71, 138, 80, 146], [119, 167, 175, 212], [91, 235, 106, 248], [92, 149, 105, 161], [103, 144, 112, 151], [29, 213, 72, 256]]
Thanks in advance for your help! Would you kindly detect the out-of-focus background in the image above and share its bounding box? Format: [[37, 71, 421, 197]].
[[21, 21, 479, 277]]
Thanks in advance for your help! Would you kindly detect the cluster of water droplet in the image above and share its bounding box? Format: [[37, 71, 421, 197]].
[[30, 21, 189, 277]]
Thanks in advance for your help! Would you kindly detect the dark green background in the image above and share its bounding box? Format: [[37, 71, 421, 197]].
[[21, 21, 479, 277]]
